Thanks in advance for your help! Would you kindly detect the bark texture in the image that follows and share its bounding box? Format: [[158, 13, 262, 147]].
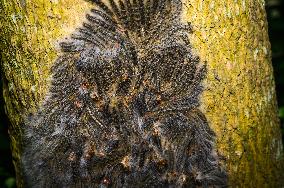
[[185, 0, 283, 186], [0, 0, 283, 187]]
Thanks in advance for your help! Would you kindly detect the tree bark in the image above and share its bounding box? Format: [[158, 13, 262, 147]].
[[0, 0, 283, 187]]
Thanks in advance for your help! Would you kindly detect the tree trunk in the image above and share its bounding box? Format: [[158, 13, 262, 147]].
[[0, 0, 283, 187]]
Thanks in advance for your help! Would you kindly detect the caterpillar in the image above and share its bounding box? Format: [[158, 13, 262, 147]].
[[22, 0, 228, 187]]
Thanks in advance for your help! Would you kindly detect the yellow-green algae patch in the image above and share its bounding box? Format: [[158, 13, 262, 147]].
[[184, 0, 282, 187], [1, 0, 92, 123], [0, 0, 92, 186], [0, 0, 283, 187]]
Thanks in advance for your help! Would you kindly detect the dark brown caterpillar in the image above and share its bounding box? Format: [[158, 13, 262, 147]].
[[22, 0, 227, 187]]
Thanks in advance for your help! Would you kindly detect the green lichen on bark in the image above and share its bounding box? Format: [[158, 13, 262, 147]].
[[0, 0, 283, 187], [185, 0, 283, 187], [0, 0, 91, 186]]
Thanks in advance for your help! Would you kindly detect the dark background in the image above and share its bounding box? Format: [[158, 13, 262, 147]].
[[0, 1, 284, 187]]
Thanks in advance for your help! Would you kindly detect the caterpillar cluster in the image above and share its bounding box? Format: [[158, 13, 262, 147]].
[[22, 0, 228, 187]]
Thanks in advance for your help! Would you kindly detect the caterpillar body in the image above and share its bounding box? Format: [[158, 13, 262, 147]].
[[22, 0, 228, 187]]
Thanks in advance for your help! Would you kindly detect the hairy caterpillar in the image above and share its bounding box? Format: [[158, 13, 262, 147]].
[[22, 0, 228, 187]]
